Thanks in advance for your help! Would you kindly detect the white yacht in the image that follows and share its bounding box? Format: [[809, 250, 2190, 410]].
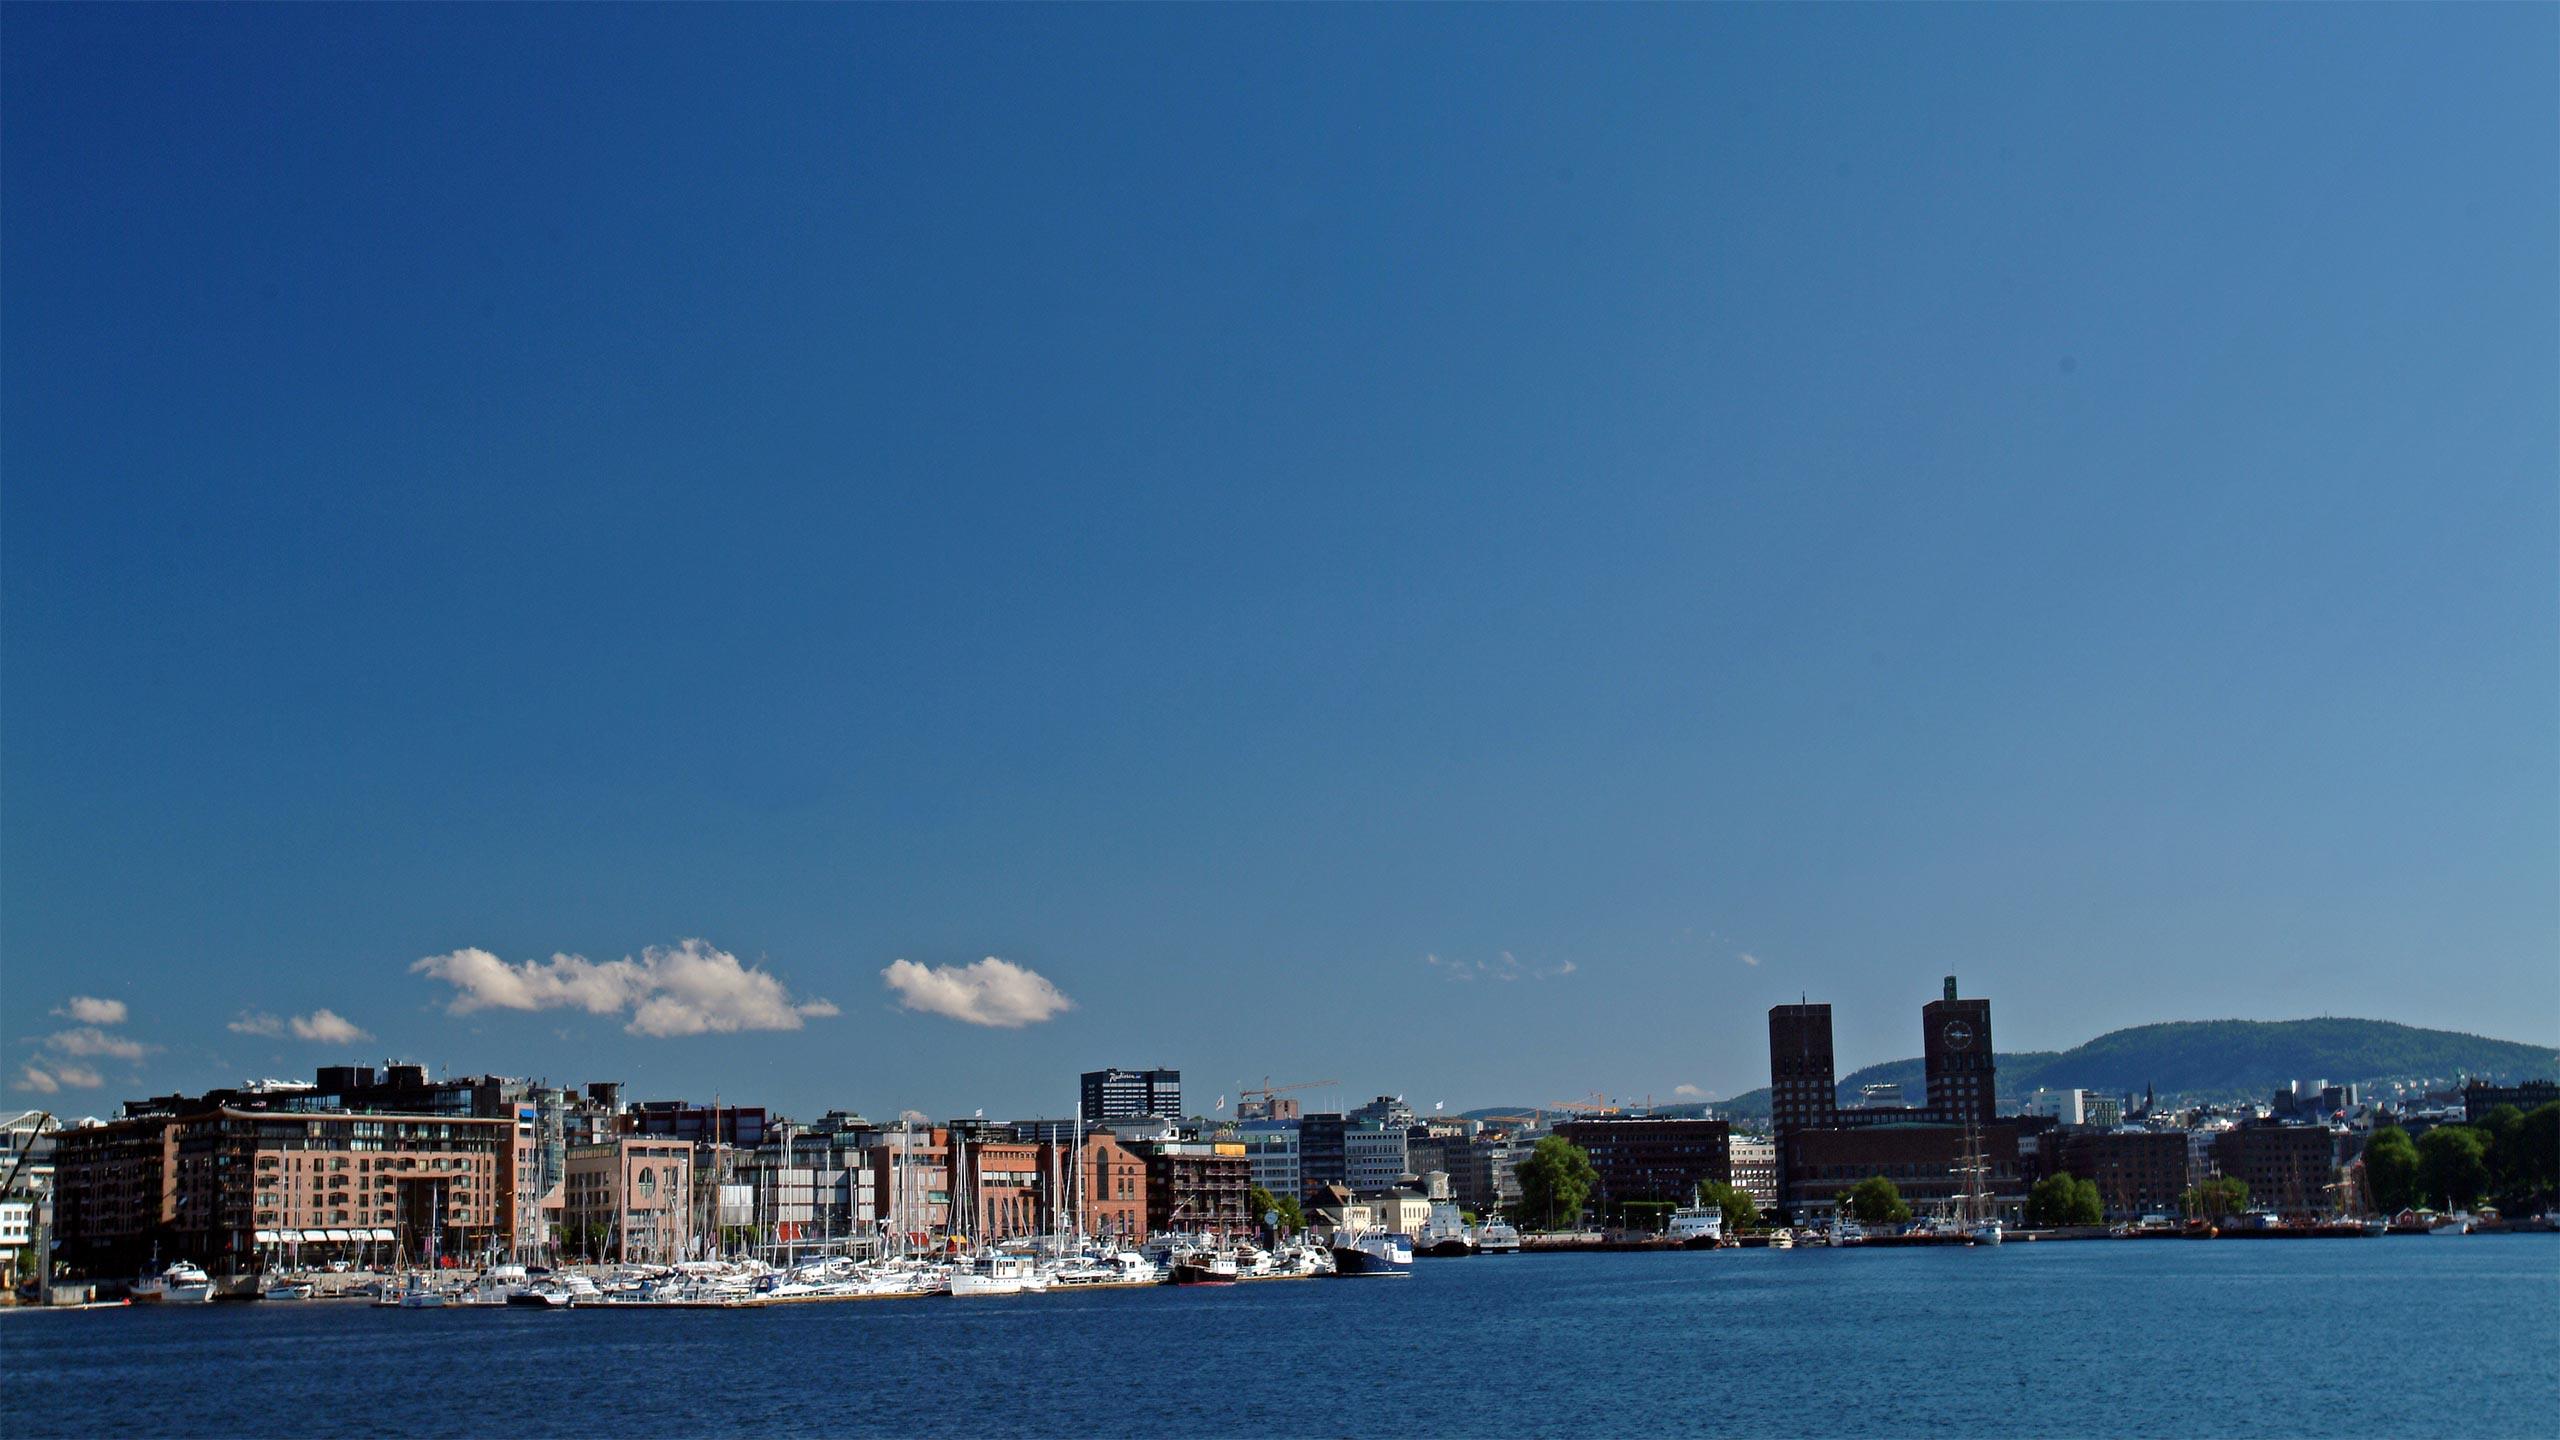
[[1474, 1220, 1521, 1254], [133, 1260, 214, 1303], [950, 1251, 1049, 1297]]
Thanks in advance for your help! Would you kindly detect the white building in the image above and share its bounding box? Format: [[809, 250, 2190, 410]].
[[1728, 1136, 1779, 1212], [1239, 1120, 1300, 1200], [2027, 1089, 2090, 1126], [1344, 1122, 1410, 1192]]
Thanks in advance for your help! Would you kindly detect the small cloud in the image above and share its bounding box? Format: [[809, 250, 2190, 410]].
[[413, 939, 837, 1037], [290, 1009, 371, 1044], [880, 957, 1073, 1029], [228, 1012, 287, 1037], [1427, 951, 1574, 983], [45, 1027, 151, 1061], [18, 1061, 102, 1092], [55, 996, 127, 1025], [1737, 952, 1761, 967], [1673, 1084, 1708, 1099], [898, 1109, 931, 1126]]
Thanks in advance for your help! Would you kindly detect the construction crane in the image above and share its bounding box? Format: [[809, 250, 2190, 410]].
[[1236, 1077, 1339, 1120], [1543, 1094, 1622, 1117], [0, 1111, 53, 1197]]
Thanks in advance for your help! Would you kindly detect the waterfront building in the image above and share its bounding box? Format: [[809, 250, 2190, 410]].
[[0, 1197, 35, 1277], [2463, 1078, 2557, 1122], [1343, 1121, 1411, 1192], [866, 1127, 954, 1242], [959, 1137, 1043, 1241], [1922, 976, 1996, 1128], [2211, 1123, 2342, 1216], [1141, 1141, 1250, 1238], [561, 1136, 695, 1262], [1783, 1124, 2025, 1222], [1552, 1117, 1733, 1220], [1768, 1002, 1841, 1155], [54, 1104, 511, 1273], [1039, 1130, 1148, 1240], [1728, 1136, 1778, 1212], [1356, 1186, 1431, 1235], [2057, 1129, 2194, 1220], [1080, 1068, 1183, 1124], [1238, 1119, 1301, 1201]]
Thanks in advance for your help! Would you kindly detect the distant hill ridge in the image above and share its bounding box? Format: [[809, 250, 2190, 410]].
[[1464, 1018, 2557, 1124]]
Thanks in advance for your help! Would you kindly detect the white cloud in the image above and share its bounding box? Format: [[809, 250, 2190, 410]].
[[44, 1027, 150, 1061], [412, 939, 836, 1037], [227, 1012, 286, 1037], [55, 996, 127, 1025], [1425, 951, 1576, 983], [880, 957, 1073, 1029], [1674, 1083, 1707, 1099], [291, 1009, 371, 1044], [1737, 952, 1761, 967], [18, 1061, 102, 1092]]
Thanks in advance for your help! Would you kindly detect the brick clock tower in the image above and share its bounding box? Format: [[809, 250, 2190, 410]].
[[1920, 975, 1996, 1125]]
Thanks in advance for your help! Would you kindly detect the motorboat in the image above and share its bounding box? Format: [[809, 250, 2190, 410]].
[[950, 1251, 1049, 1297], [1474, 1221, 1521, 1254], [1970, 1220, 2004, 1247], [133, 1260, 214, 1303], [259, 1280, 315, 1302]]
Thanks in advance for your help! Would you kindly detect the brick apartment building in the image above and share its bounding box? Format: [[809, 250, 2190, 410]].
[[2057, 1129, 2194, 1220], [1553, 1117, 1732, 1219]]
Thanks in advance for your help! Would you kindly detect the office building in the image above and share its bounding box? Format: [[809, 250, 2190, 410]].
[[1080, 1068, 1183, 1124]]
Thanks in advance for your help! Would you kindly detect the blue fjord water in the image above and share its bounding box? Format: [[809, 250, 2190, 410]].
[[4, 1237, 2554, 1438]]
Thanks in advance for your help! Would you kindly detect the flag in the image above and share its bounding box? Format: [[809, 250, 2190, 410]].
[[1433, 1101, 1444, 1112], [1215, 1094, 1226, 1111], [973, 1108, 984, 1119]]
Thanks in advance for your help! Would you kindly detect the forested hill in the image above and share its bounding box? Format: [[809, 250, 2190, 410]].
[[1678, 1019, 2558, 1121]]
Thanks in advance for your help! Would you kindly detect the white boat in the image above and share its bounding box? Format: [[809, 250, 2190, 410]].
[[259, 1280, 315, 1302], [950, 1251, 1048, 1297], [2429, 1213, 2473, 1236], [1970, 1220, 2004, 1247], [1668, 1206, 1726, 1246], [1765, 1229, 1794, 1250], [1475, 1221, 1521, 1254], [139, 1260, 214, 1303]]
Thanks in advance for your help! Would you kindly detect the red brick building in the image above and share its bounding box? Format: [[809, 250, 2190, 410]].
[[2057, 1130, 2194, 1220]]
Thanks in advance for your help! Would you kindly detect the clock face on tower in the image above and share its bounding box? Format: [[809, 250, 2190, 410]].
[[1942, 1019, 1975, 1051]]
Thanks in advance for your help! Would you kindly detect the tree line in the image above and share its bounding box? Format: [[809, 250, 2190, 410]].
[[2361, 1102, 2559, 1215]]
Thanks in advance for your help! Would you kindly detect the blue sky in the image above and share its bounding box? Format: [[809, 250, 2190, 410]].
[[5, 6, 2553, 1119]]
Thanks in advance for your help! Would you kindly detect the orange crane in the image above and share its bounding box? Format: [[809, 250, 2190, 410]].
[[1237, 1077, 1340, 1120]]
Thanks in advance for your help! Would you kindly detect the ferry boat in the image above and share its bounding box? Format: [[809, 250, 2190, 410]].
[[1667, 1206, 1725, 1247], [1474, 1220, 1521, 1254], [1326, 1227, 1414, 1278], [1415, 1202, 1476, 1257]]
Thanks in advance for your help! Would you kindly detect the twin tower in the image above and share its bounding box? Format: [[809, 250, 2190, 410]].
[[1767, 974, 1998, 1135]]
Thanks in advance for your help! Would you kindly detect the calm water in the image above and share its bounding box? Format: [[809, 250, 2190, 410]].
[[5, 1237, 2554, 1438]]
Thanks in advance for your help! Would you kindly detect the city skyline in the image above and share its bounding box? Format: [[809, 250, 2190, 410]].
[[7, 7, 2555, 1124]]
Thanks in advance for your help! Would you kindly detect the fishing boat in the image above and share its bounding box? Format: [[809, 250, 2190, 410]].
[[1325, 1227, 1413, 1278], [1170, 1249, 1240, 1286]]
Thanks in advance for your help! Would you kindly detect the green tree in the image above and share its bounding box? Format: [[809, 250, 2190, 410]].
[[2472, 1105, 2525, 1205], [1696, 1179, 1760, 1233], [2026, 1173, 2103, 1228], [2416, 1125, 2490, 1210], [1840, 1175, 1912, 1226], [2517, 1102, 2560, 1206], [2362, 1127, 2419, 1214], [1515, 1135, 1599, 1231], [1247, 1186, 1303, 1237], [2182, 1175, 2249, 1223]]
